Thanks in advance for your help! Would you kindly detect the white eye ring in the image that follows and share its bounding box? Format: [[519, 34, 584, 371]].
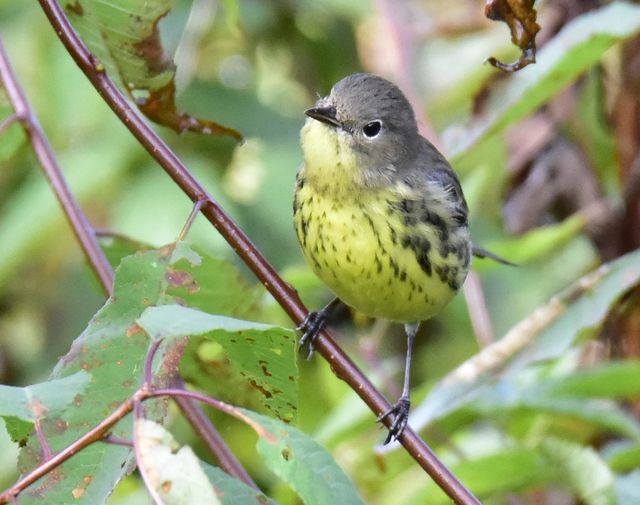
[[362, 120, 382, 138]]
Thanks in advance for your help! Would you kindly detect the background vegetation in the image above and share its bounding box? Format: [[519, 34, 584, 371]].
[[1, 1, 640, 504]]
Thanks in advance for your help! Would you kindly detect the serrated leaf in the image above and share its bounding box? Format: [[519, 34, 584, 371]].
[[98, 233, 153, 269], [450, 2, 640, 163], [136, 419, 221, 505], [60, 0, 173, 91], [3, 417, 34, 445], [241, 409, 365, 505], [137, 304, 298, 423]]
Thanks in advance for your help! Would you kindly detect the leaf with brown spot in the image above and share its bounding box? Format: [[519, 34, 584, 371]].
[[16, 250, 191, 504], [0, 372, 90, 444], [136, 420, 221, 504], [60, 0, 241, 140], [138, 305, 298, 423], [485, 0, 539, 72], [165, 268, 199, 294], [126, 322, 145, 337], [242, 410, 366, 505]]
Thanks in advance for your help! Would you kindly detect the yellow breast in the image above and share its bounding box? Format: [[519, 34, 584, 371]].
[[294, 182, 466, 323]]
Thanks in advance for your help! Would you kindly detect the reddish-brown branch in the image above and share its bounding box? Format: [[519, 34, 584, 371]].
[[0, 34, 257, 493], [35, 2, 481, 504]]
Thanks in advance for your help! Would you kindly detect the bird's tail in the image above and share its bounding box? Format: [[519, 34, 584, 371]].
[[472, 244, 516, 266]]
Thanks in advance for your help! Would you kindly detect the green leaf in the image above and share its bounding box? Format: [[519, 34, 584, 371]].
[[98, 233, 153, 270], [539, 437, 615, 505], [0, 371, 90, 423], [450, 2, 640, 163], [16, 247, 196, 504], [242, 409, 365, 505], [59, 0, 241, 139], [604, 442, 640, 473], [202, 464, 278, 505], [410, 248, 640, 430], [137, 304, 298, 423], [3, 417, 34, 445], [60, 0, 174, 92], [165, 243, 263, 319], [0, 372, 90, 445], [136, 420, 221, 505], [544, 361, 640, 398]]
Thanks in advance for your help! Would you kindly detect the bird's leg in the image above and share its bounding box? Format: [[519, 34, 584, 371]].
[[297, 297, 343, 359], [378, 322, 419, 444]]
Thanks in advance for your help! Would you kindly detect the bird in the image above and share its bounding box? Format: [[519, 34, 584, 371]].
[[293, 73, 504, 444]]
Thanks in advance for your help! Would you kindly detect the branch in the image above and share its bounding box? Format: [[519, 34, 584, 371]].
[[36, 2, 481, 504], [0, 34, 257, 492]]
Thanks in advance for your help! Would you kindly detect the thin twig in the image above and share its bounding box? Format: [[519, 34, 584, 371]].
[[145, 339, 164, 385], [33, 419, 53, 461], [36, 3, 481, 504], [0, 113, 20, 135]]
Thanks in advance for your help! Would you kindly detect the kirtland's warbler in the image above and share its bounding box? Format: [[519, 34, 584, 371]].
[[293, 73, 503, 443]]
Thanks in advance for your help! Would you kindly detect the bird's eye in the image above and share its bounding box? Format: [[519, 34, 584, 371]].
[[362, 120, 382, 138]]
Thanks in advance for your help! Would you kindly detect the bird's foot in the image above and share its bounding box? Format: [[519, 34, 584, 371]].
[[297, 310, 328, 360], [377, 396, 410, 444]]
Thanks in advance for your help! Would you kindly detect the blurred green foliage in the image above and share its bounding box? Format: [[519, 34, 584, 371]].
[[1, 1, 640, 504]]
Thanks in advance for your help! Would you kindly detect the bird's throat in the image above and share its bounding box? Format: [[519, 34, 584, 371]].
[[300, 119, 362, 196]]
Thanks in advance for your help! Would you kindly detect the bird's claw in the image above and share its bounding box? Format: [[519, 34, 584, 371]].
[[377, 396, 410, 444], [297, 310, 327, 360]]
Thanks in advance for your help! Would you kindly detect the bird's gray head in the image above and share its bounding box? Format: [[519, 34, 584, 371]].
[[303, 73, 420, 188]]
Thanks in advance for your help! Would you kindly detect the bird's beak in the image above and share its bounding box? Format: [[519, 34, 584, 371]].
[[305, 106, 341, 128]]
